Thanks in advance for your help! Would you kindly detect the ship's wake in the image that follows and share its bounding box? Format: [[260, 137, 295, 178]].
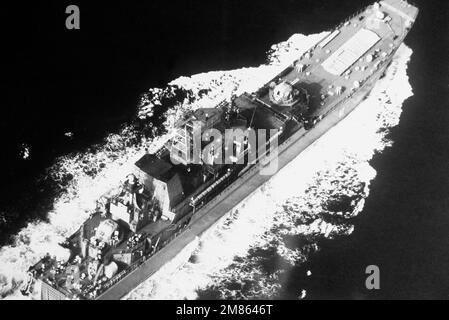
[[0, 31, 413, 300]]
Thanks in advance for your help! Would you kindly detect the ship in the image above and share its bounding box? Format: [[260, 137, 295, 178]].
[[24, 0, 418, 300]]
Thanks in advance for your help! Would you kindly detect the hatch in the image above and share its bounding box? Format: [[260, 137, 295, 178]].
[[321, 28, 380, 76]]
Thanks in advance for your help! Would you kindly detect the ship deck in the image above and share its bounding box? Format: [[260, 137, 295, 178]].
[[32, 212, 171, 299], [255, 0, 417, 120]]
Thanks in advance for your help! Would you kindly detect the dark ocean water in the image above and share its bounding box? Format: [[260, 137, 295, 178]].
[[298, 1, 449, 299], [2, 0, 448, 299]]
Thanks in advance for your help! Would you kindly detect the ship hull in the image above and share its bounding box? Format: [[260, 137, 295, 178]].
[[95, 60, 391, 300]]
